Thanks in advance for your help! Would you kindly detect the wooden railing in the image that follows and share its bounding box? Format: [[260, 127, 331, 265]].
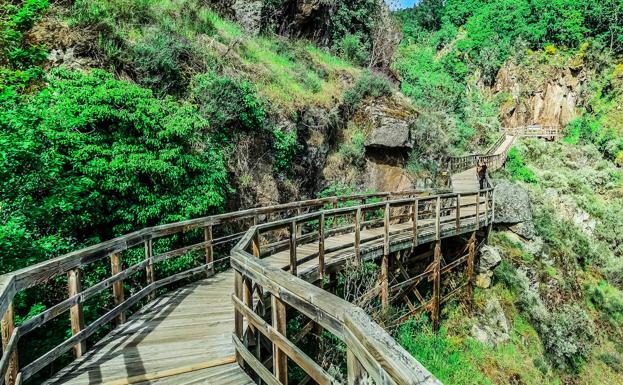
[[231, 188, 494, 384], [0, 190, 436, 385], [504, 125, 560, 138], [445, 134, 508, 174]]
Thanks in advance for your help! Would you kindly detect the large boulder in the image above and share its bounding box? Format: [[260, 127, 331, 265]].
[[232, 0, 263, 35], [362, 98, 416, 151], [365, 120, 412, 150], [478, 245, 502, 273], [494, 180, 532, 224], [471, 298, 510, 347]]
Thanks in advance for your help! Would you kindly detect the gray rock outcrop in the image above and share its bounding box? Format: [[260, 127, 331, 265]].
[[363, 101, 415, 150], [493, 180, 532, 224], [471, 298, 510, 347], [232, 0, 263, 35], [478, 245, 502, 273]]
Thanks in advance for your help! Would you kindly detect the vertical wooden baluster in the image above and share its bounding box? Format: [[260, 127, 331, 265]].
[[318, 212, 325, 283], [432, 240, 442, 332], [435, 196, 441, 240], [2, 302, 18, 385], [204, 225, 214, 275], [347, 348, 364, 385], [466, 232, 477, 309], [360, 198, 366, 231], [475, 192, 480, 229], [455, 194, 461, 234], [484, 190, 489, 226], [272, 295, 288, 384], [289, 221, 297, 276], [381, 202, 390, 311], [354, 207, 361, 264], [145, 239, 155, 300], [234, 271, 244, 367], [68, 268, 86, 357], [110, 253, 126, 326], [332, 201, 338, 229], [242, 278, 256, 352], [411, 199, 418, 248], [297, 208, 303, 237]]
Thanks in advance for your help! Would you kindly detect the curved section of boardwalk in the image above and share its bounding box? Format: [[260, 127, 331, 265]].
[[1, 128, 558, 385]]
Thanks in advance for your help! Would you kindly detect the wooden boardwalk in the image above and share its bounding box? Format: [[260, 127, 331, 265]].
[[3, 129, 555, 385]]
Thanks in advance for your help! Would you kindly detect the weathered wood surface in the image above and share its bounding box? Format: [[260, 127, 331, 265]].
[[43, 271, 252, 385]]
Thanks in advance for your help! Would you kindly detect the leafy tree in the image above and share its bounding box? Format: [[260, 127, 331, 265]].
[[0, 69, 230, 273]]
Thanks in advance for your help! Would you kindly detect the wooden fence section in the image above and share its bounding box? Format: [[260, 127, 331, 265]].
[[231, 188, 494, 385], [446, 125, 560, 174], [0, 190, 434, 385]]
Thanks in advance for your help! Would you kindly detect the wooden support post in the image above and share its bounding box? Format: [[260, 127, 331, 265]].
[[484, 190, 489, 226], [204, 225, 214, 274], [411, 199, 418, 249], [110, 253, 126, 326], [466, 232, 477, 308], [251, 231, 260, 258], [68, 268, 87, 358], [347, 348, 364, 385], [289, 221, 297, 276], [431, 240, 442, 332], [271, 296, 288, 384], [435, 197, 441, 240], [2, 303, 18, 385], [455, 194, 461, 233], [332, 202, 338, 229], [354, 207, 361, 264], [233, 271, 244, 366], [242, 278, 256, 347], [297, 208, 303, 237], [145, 239, 155, 301], [318, 212, 325, 282], [381, 203, 390, 311]]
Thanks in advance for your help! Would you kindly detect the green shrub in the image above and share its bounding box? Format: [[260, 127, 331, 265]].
[[191, 72, 266, 138], [588, 281, 623, 327], [273, 129, 301, 174], [0, 68, 230, 273], [542, 305, 595, 371], [335, 34, 369, 66], [398, 317, 492, 385], [339, 129, 366, 169], [342, 71, 392, 115], [132, 29, 195, 96], [505, 147, 537, 183], [0, 0, 48, 70]]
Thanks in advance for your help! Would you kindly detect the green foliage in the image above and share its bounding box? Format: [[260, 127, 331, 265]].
[[339, 128, 366, 169], [505, 147, 537, 183], [191, 72, 266, 139], [398, 317, 492, 385], [542, 305, 595, 371], [342, 71, 392, 114], [334, 34, 369, 66], [0, 69, 230, 273], [588, 281, 623, 327], [0, 0, 49, 69], [272, 129, 301, 174]]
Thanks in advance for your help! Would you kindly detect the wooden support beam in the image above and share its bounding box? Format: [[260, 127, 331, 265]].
[[68, 268, 86, 358], [347, 348, 365, 385], [289, 221, 297, 276], [1, 303, 18, 385], [144, 239, 155, 301], [251, 231, 260, 258], [381, 254, 389, 312], [110, 253, 126, 326], [475, 193, 480, 228], [271, 295, 288, 384], [204, 225, 214, 274], [318, 212, 325, 282], [466, 232, 476, 308], [431, 240, 442, 332], [243, 278, 256, 348], [455, 194, 461, 233], [383, 203, 390, 256], [484, 191, 489, 226], [354, 207, 361, 264]]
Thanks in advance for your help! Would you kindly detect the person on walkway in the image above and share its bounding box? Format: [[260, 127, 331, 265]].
[[477, 160, 488, 189]]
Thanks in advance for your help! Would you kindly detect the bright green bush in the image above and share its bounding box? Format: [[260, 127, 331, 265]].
[[335, 34, 369, 66], [505, 147, 537, 183], [272, 129, 301, 174], [588, 281, 623, 327], [339, 129, 366, 169], [0, 69, 229, 273], [0, 0, 48, 69]]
